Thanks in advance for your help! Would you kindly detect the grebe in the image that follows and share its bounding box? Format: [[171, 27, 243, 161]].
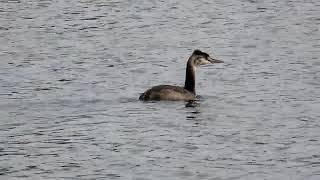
[[139, 50, 223, 101]]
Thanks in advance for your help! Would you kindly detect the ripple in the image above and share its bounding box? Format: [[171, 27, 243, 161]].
[[0, 0, 319, 179]]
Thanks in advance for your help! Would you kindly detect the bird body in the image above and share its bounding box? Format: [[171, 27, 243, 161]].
[[139, 50, 223, 101], [139, 85, 195, 101]]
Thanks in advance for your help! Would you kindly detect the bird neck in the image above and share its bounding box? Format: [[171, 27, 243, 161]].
[[184, 62, 196, 94]]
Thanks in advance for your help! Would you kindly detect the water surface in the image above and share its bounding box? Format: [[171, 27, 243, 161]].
[[0, 0, 320, 179]]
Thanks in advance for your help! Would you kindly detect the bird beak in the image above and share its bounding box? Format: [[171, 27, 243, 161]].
[[208, 57, 224, 63]]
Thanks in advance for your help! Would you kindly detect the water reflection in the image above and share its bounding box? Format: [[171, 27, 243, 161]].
[[185, 100, 202, 122]]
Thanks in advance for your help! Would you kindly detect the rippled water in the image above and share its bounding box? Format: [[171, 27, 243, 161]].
[[1, 0, 320, 179]]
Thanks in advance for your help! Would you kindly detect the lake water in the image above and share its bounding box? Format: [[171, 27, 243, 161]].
[[0, 0, 320, 179]]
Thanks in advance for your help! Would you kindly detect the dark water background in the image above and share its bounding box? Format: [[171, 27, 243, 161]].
[[1, 0, 320, 179]]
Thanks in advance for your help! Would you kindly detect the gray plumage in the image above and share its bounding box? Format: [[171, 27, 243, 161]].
[[139, 85, 195, 101]]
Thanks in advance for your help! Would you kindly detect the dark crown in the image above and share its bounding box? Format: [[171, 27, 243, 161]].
[[193, 49, 209, 58]]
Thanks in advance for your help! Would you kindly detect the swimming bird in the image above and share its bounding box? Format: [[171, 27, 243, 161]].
[[139, 50, 223, 101]]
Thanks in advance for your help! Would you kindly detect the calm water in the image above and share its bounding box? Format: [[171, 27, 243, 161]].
[[1, 0, 320, 179]]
